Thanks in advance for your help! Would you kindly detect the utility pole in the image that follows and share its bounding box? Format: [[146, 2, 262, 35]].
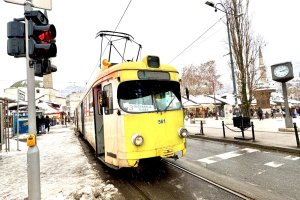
[[24, 1, 42, 199], [5, 0, 55, 198]]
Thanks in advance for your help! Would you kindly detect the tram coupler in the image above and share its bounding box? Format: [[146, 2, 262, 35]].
[[171, 154, 179, 160]]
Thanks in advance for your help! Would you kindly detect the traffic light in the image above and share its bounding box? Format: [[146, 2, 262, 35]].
[[24, 10, 57, 60], [7, 20, 26, 57], [34, 59, 57, 77]]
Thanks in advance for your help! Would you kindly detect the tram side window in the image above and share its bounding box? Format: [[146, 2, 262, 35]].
[[103, 84, 113, 115]]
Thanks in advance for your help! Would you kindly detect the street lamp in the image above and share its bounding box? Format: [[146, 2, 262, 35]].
[[205, 1, 239, 112]]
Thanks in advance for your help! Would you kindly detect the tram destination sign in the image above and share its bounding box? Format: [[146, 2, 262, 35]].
[[3, 0, 52, 10], [138, 71, 170, 80]]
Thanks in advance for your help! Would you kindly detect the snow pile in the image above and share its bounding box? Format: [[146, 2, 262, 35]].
[[0, 126, 119, 199]]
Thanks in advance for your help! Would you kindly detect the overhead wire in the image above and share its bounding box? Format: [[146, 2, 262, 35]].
[[85, 0, 133, 86], [168, 15, 225, 64]]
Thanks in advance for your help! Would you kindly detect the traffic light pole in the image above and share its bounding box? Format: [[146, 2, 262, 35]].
[[25, 1, 41, 199]]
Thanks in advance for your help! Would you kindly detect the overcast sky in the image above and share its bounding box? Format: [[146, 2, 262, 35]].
[[1, 0, 299, 92]]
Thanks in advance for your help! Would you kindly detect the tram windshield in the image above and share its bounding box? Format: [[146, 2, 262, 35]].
[[118, 80, 182, 113]]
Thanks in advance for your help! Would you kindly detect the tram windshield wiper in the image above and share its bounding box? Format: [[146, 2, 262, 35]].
[[163, 97, 175, 112]]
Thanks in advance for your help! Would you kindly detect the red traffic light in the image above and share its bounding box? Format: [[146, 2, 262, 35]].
[[38, 26, 56, 41], [26, 11, 57, 59], [28, 21, 56, 42]]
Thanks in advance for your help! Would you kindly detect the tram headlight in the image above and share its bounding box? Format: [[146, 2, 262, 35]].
[[178, 127, 188, 138], [131, 134, 144, 146]]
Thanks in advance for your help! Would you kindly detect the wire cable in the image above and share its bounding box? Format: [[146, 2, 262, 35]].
[[85, 0, 133, 86], [113, 0, 132, 32], [168, 15, 225, 64]]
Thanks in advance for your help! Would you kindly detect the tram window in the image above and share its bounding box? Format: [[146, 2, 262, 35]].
[[103, 84, 113, 115], [118, 80, 182, 113]]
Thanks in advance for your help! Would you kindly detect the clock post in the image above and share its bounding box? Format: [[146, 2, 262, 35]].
[[271, 62, 294, 128]]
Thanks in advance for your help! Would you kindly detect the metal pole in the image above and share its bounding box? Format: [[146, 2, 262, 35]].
[[17, 88, 20, 151], [251, 122, 255, 141], [213, 79, 218, 120], [5, 100, 10, 152], [225, 9, 238, 108], [200, 120, 204, 135], [25, 1, 41, 199], [222, 121, 226, 137], [282, 82, 293, 128], [205, 2, 239, 112], [0, 103, 2, 151], [293, 123, 300, 148]]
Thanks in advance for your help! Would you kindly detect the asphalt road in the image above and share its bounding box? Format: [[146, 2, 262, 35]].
[[170, 138, 300, 200], [78, 133, 244, 200]]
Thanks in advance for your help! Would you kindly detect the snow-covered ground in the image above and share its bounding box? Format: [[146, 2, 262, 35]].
[[0, 125, 119, 200]]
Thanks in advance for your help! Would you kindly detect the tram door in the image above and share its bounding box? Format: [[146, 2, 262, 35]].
[[93, 85, 105, 155], [80, 102, 85, 136]]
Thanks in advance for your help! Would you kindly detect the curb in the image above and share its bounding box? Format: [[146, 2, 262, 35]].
[[189, 135, 300, 155]]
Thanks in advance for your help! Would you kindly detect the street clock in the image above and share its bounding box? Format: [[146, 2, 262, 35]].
[[271, 62, 294, 82]]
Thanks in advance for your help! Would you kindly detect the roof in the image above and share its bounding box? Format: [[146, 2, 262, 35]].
[[9, 79, 43, 88], [189, 95, 222, 104]]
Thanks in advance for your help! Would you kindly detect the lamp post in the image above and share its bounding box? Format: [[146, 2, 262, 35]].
[[212, 77, 218, 120], [205, 1, 239, 111]]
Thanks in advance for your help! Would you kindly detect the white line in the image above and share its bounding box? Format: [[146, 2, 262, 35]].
[[197, 157, 217, 164], [264, 161, 284, 168], [215, 151, 242, 159], [242, 148, 260, 153], [197, 148, 259, 165], [284, 155, 300, 161]]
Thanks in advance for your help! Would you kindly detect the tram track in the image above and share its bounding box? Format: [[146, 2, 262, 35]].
[[125, 179, 153, 200], [163, 160, 253, 200], [78, 132, 252, 199]]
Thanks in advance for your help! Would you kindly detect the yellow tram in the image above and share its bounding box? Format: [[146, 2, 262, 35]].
[[75, 31, 187, 168]]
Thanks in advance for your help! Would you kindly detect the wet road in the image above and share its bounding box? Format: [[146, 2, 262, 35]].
[[78, 134, 245, 200], [77, 131, 299, 200], [171, 138, 300, 200]]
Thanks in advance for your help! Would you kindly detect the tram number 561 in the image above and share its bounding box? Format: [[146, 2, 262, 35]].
[[158, 119, 166, 124]]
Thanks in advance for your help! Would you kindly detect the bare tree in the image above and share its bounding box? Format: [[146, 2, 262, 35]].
[[225, 0, 264, 117], [181, 60, 223, 96]]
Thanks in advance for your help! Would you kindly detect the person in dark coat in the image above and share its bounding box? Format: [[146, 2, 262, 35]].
[[36, 116, 40, 134], [45, 115, 50, 133], [40, 115, 46, 134], [257, 107, 263, 120]]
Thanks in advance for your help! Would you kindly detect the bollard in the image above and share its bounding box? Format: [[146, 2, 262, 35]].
[[222, 121, 226, 138], [200, 120, 204, 135], [251, 122, 255, 141], [293, 123, 300, 148]]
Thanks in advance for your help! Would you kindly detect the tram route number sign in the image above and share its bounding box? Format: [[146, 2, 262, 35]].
[[3, 0, 52, 10]]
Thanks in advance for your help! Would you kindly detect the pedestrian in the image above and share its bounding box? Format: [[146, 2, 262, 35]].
[[257, 107, 263, 120], [65, 116, 68, 127], [36, 116, 40, 134], [45, 115, 50, 133], [40, 115, 46, 134]]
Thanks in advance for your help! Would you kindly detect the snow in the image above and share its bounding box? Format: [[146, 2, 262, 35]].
[[0, 125, 119, 200]]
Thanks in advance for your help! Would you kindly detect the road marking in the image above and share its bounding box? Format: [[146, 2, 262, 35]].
[[197, 157, 217, 164], [197, 148, 259, 164], [284, 155, 300, 161], [264, 161, 284, 168]]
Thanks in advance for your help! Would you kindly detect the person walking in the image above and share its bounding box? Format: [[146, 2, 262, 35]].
[[45, 115, 50, 133], [40, 115, 46, 134], [36, 116, 40, 134], [257, 107, 263, 120]]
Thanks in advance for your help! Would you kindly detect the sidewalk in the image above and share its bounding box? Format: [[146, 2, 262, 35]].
[[0, 124, 119, 199], [185, 117, 300, 154]]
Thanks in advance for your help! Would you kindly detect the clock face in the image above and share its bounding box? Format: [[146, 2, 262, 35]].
[[274, 65, 289, 78]]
